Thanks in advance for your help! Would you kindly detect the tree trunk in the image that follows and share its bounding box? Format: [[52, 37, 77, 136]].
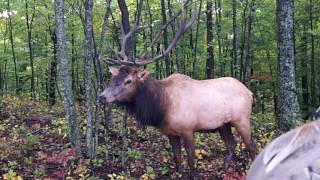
[[0, 60, 2, 95], [54, 0, 82, 156], [160, 0, 170, 76], [6, 0, 19, 95], [232, 0, 237, 78], [215, 0, 223, 76], [49, 33, 57, 107], [25, 0, 35, 100], [84, 0, 94, 158], [301, 25, 309, 114], [4, 59, 8, 95], [156, 45, 161, 79], [276, 0, 300, 132], [189, 8, 194, 75], [71, 24, 77, 94], [167, 0, 181, 73], [192, 0, 203, 79], [309, 0, 316, 107], [117, 0, 135, 62], [244, 0, 255, 84], [239, 0, 248, 82], [146, 0, 154, 60], [206, 0, 214, 79], [0, 31, 7, 95], [46, 4, 57, 106], [95, 0, 112, 160]]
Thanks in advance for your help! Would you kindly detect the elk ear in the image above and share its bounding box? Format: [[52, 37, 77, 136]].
[[138, 69, 150, 81], [109, 66, 119, 76]]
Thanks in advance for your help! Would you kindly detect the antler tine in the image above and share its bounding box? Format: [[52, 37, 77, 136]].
[[137, 0, 195, 62], [136, 1, 198, 65], [109, 24, 140, 65]]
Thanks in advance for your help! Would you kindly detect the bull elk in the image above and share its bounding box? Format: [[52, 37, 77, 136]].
[[99, 1, 256, 177], [247, 107, 320, 180]]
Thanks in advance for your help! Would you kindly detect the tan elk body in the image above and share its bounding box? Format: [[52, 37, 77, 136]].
[[100, 1, 255, 176], [99, 66, 256, 174], [156, 74, 253, 137]]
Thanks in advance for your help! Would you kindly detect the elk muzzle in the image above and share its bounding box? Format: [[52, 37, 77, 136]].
[[98, 90, 116, 104]]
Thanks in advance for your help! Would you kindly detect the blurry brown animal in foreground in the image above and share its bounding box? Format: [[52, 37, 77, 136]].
[[247, 107, 320, 180]]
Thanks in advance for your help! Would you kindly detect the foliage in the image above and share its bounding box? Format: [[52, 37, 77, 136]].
[[3, 170, 23, 180]]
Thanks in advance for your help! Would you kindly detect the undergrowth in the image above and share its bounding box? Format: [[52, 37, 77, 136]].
[[0, 96, 284, 179]]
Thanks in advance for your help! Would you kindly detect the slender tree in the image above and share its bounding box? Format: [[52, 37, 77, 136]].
[[117, 0, 135, 62], [71, 24, 77, 93], [239, 0, 248, 82], [276, 0, 300, 131], [160, 0, 170, 76], [300, 25, 309, 114], [192, 0, 203, 79], [215, 0, 224, 76], [49, 32, 57, 106], [45, 3, 58, 107], [95, 0, 112, 160], [0, 60, 2, 94], [206, 0, 214, 79], [232, 0, 237, 78], [54, 0, 82, 156], [116, 0, 144, 168], [84, 0, 94, 158], [167, 0, 180, 73], [309, 0, 316, 107], [25, 0, 36, 99], [243, 0, 255, 83], [0, 29, 7, 95], [6, 0, 19, 95]]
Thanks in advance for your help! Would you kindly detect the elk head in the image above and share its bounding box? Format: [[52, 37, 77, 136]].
[[99, 66, 149, 104]]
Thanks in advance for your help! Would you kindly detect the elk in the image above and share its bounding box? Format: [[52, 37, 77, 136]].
[[99, 1, 256, 177], [247, 107, 320, 180]]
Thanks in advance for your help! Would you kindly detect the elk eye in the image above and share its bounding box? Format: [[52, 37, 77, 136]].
[[125, 79, 132, 85]]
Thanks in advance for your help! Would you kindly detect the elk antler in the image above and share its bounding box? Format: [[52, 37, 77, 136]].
[[106, 25, 141, 65], [106, 0, 198, 66], [136, 3, 198, 65]]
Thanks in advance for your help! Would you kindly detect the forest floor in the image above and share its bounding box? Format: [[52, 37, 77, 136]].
[[0, 96, 278, 180]]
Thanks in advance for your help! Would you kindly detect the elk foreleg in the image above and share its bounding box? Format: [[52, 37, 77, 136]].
[[218, 124, 236, 169], [182, 133, 196, 176], [169, 136, 182, 173]]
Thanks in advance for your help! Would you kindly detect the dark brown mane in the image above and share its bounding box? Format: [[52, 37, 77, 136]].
[[120, 77, 167, 127]]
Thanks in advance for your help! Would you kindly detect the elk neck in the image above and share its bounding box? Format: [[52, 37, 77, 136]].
[[121, 77, 168, 128]]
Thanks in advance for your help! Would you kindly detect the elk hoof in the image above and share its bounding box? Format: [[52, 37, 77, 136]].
[[224, 154, 234, 169], [185, 169, 199, 180]]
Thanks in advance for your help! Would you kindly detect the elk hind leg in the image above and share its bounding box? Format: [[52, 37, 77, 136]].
[[218, 124, 236, 168], [182, 132, 197, 178], [233, 121, 256, 160]]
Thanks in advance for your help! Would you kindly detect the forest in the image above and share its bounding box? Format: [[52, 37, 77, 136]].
[[0, 0, 319, 179]]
